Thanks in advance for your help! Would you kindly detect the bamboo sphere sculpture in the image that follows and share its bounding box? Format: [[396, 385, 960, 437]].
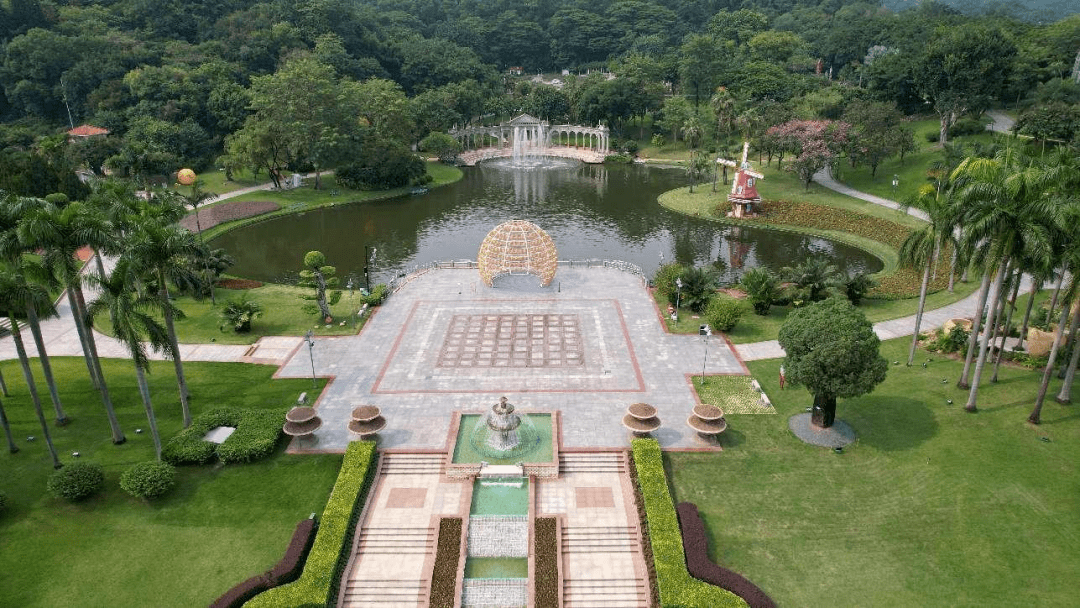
[[477, 220, 557, 287]]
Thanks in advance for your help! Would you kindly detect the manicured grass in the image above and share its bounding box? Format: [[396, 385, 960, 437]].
[[200, 162, 463, 242], [154, 283, 373, 344], [0, 357, 341, 608], [835, 118, 1006, 202], [172, 167, 261, 196], [671, 337, 1080, 607]]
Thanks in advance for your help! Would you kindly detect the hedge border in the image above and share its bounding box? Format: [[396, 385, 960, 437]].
[[212, 517, 319, 608], [677, 502, 777, 608], [244, 441, 378, 607], [162, 408, 285, 466], [429, 517, 463, 608], [534, 517, 559, 608], [631, 439, 748, 608]]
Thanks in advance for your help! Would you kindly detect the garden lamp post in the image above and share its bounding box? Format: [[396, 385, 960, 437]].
[[364, 246, 378, 289], [303, 330, 316, 387], [892, 174, 899, 195], [675, 277, 683, 320], [701, 324, 712, 384]]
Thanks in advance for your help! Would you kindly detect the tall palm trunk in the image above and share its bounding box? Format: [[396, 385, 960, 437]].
[[74, 283, 125, 444], [991, 271, 1022, 383], [1056, 303, 1080, 404], [0, 366, 7, 396], [948, 249, 957, 293], [1016, 284, 1039, 351], [8, 312, 61, 468], [1, 398, 18, 453], [1046, 272, 1064, 328], [68, 289, 100, 388], [133, 364, 162, 460], [157, 269, 191, 427], [959, 271, 993, 389], [965, 260, 1008, 412], [1029, 303, 1073, 424], [25, 305, 67, 426], [908, 259, 932, 366]]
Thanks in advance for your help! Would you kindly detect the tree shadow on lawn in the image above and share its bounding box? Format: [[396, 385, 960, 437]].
[[843, 396, 937, 452]]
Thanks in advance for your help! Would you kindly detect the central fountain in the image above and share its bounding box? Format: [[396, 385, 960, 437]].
[[469, 396, 543, 461]]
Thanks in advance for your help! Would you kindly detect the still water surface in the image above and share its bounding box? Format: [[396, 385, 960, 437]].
[[211, 163, 882, 285]]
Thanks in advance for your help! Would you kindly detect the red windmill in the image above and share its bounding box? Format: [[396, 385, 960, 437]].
[[717, 141, 764, 219]]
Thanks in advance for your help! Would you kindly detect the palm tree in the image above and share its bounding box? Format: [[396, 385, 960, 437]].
[[0, 263, 62, 468], [0, 196, 68, 426], [782, 255, 842, 302], [900, 184, 957, 366], [20, 201, 126, 443], [124, 218, 200, 428], [1, 396, 17, 453], [951, 151, 1059, 412], [1028, 288, 1076, 424], [182, 180, 220, 304], [87, 257, 173, 459]]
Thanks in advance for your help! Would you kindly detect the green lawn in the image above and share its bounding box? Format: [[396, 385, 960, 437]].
[[95, 283, 376, 344], [670, 337, 1079, 607], [200, 163, 463, 241], [172, 167, 261, 196], [0, 357, 341, 608]]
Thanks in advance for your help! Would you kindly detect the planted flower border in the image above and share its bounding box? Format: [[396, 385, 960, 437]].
[[631, 439, 748, 608], [244, 441, 378, 607], [429, 517, 463, 608], [534, 517, 559, 608]]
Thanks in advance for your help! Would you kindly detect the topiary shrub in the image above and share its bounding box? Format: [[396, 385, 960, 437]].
[[706, 297, 745, 332], [120, 460, 177, 499], [216, 409, 285, 464], [47, 462, 105, 502]]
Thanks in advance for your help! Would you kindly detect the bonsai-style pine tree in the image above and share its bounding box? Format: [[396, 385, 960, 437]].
[[778, 297, 888, 428], [299, 251, 341, 322]]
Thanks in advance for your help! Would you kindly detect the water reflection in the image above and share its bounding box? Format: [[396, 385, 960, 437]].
[[210, 163, 883, 285]]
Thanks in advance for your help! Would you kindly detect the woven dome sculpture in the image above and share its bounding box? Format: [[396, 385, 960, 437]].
[[477, 220, 557, 287]]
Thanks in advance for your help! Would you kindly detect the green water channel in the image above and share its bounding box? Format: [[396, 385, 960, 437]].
[[464, 557, 529, 579], [471, 477, 529, 516], [453, 413, 553, 465]]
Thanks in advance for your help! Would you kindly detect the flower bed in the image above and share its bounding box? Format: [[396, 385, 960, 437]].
[[534, 517, 559, 608], [215, 278, 264, 289], [677, 502, 777, 608], [244, 441, 378, 607], [631, 439, 747, 608], [429, 518, 462, 608], [179, 201, 280, 232]]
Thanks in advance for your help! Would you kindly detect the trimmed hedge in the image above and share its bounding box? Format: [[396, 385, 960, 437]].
[[677, 502, 777, 608], [244, 441, 378, 607], [429, 517, 462, 608], [119, 460, 177, 499], [631, 439, 748, 608], [162, 408, 285, 466], [213, 518, 319, 608], [534, 518, 559, 608], [47, 462, 105, 502]]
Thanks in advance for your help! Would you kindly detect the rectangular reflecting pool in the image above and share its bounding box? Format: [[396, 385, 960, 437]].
[[471, 477, 529, 516], [464, 557, 528, 579]]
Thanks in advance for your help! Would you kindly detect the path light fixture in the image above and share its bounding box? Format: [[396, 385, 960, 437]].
[[675, 277, 683, 320], [892, 174, 899, 193], [364, 246, 378, 289], [303, 330, 317, 387], [700, 325, 712, 384]]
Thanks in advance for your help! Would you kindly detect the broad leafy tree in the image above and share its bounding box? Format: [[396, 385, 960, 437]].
[[778, 298, 888, 429]]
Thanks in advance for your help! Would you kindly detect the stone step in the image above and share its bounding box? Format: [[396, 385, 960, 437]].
[[563, 579, 649, 608], [379, 454, 445, 475], [559, 452, 626, 472], [342, 579, 427, 607], [357, 527, 434, 554]]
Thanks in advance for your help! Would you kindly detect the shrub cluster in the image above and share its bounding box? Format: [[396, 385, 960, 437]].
[[925, 325, 970, 355], [47, 462, 105, 502], [162, 408, 285, 466], [534, 517, 559, 608], [630, 439, 747, 608], [336, 136, 426, 190], [361, 284, 389, 307], [244, 441, 378, 607], [677, 502, 778, 608], [430, 517, 462, 608], [707, 297, 745, 332], [212, 518, 319, 608], [119, 460, 177, 500]]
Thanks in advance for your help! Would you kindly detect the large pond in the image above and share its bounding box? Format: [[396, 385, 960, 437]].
[[211, 162, 882, 285]]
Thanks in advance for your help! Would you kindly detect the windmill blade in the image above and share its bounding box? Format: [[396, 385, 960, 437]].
[[743, 169, 764, 179], [716, 159, 738, 167]]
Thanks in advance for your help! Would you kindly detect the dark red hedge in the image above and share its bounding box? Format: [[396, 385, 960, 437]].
[[211, 517, 318, 608], [676, 502, 778, 608], [429, 517, 463, 608]]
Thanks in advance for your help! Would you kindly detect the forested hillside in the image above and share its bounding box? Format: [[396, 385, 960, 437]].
[[1, 0, 1077, 195]]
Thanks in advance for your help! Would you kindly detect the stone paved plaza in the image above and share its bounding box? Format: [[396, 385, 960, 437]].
[[279, 266, 747, 452]]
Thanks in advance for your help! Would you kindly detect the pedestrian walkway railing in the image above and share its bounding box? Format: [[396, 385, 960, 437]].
[[383, 258, 647, 296]]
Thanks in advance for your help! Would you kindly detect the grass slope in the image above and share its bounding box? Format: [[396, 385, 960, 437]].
[[0, 357, 340, 608], [670, 338, 1079, 607]]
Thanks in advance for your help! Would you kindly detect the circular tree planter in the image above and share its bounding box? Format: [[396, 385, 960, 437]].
[[623, 402, 661, 436], [284, 406, 322, 441], [692, 404, 724, 421]]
